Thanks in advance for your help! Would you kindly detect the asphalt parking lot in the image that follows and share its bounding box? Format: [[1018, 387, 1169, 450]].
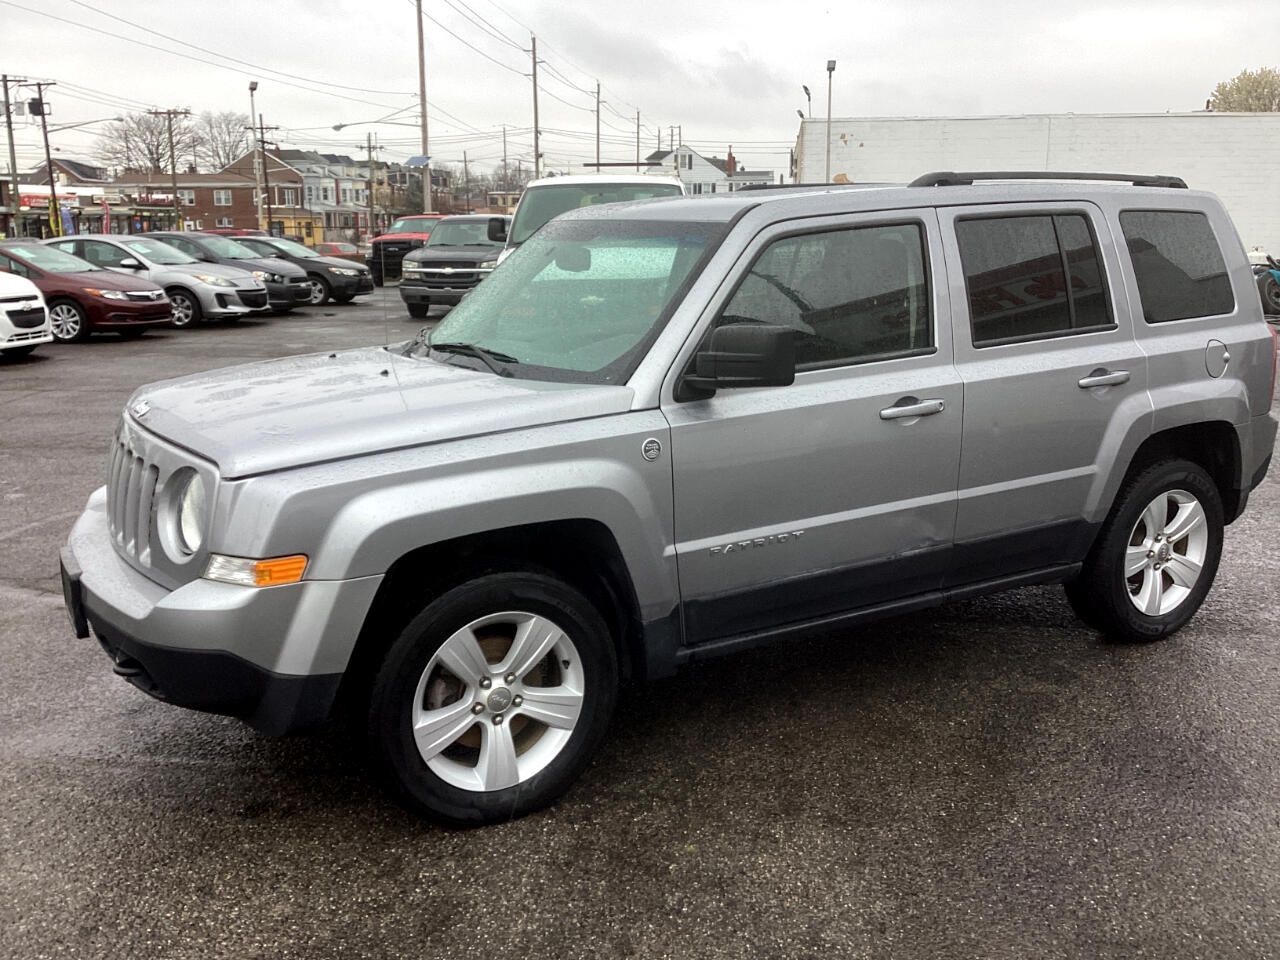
[[2, 291, 1278, 959]]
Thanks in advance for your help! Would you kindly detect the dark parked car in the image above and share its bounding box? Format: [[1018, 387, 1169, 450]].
[[148, 232, 310, 314], [367, 214, 443, 284], [399, 214, 509, 318], [232, 235, 374, 306], [0, 241, 170, 342]]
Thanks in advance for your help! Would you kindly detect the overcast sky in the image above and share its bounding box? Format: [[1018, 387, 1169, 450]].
[[2, 0, 1274, 179]]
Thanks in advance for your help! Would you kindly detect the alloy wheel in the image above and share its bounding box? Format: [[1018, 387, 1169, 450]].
[[307, 279, 327, 305], [170, 294, 195, 327], [1124, 489, 1209, 616], [410, 611, 584, 792], [49, 303, 83, 341]]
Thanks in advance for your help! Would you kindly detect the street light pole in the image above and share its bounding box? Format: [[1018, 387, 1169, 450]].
[[2, 75, 25, 238], [366, 131, 375, 239], [33, 83, 59, 237], [531, 35, 541, 180], [802, 84, 812, 117], [249, 81, 264, 230], [825, 60, 835, 183], [415, 0, 432, 213]]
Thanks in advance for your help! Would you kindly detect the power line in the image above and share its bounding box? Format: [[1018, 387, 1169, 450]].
[[438, 0, 523, 50]]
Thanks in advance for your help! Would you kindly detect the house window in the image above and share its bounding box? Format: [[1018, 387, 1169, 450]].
[[322, 186, 332, 202], [305, 185, 314, 203], [177, 189, 196, 206], [213, 189, 232, 206], [216, 216, 233, 228], [281, 188, 298, 207], [341, 188, 350, 203]]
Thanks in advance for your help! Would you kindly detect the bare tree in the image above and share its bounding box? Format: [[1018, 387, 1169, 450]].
[[95, 111, 202, 175], [196, 111, 250, 172], [1210, 67, 1280, 112]]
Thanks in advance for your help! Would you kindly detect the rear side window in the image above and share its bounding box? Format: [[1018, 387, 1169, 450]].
[[956, 214, 1114, 346], [719, 222, 932, 368], [1119, 211, 1234, 323]]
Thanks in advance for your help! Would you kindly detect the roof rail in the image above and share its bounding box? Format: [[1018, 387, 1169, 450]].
[[909, 171, 1188, 189], [737, 181, 871, 192]]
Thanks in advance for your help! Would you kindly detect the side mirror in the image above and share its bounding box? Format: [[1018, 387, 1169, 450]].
[[487, 217, 508, 243], [118, 257, 143, 269], [680, 323, 795, 400]]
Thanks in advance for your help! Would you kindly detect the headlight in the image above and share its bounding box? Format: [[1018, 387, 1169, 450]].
[[478, 259, 498, 271], [205, 554, 308, 588], [84, 288, 130, 300], [330, 267, 359, 276], [193, 274, 235, 287], [251, 270, 284, 283], [177, 473, 207, 555]]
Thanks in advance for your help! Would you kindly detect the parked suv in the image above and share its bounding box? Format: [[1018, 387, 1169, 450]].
[[0, 240, 171, 341], [232, 235, 374, 306], [399, 214, 509, 317], [47, 235, 269, 328], [60, 173, 1277, 826], [148, 232, 310, 314]]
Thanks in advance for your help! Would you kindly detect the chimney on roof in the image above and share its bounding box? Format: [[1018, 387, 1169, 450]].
[[726, 146, 736, 174]]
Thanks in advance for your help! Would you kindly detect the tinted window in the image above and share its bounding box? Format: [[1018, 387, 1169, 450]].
[[1120, 211, 1234, 322], [957, 214, 1113, 346], [0, 253, 32, 279], [80, 240, 131, 268], [510, 182, 683, 245], [720, 222, 932, 368], [3, 243, 100, 274]]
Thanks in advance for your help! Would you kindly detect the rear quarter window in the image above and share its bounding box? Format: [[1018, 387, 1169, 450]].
[[1119, 210, 1234, 323]]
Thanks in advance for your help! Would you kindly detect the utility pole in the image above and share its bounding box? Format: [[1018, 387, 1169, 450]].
[[415, 0, 432, 213], [2, 75, 25, 238], [462, 150, 470, 213], [248, 81, 263, 230], [365, 131, 375, 240], [501, 124, 508, 190], [825, 59, 836, 183], [29, 83, 58, 237], [594, 81, 601, 171], [149, 108, 190, 231], [635, 111, 640, 172], [530, 35, 541, 179], [258, 114, 277, 233]]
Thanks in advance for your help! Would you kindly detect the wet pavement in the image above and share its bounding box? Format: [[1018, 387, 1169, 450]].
[[2, 292, 1278, 959]]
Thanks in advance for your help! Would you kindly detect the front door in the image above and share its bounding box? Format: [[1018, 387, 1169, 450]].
[[663, 210, 964, 645]]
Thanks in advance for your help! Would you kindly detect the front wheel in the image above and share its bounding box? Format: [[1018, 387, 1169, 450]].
[[1065, 459, 1223, 642], [366, 572, 618, 826], [1262, 275, 1280, 315], [407, 302, 429, 319], [306, 275, 331, 306], [48, 301, 90, 342], [167, 289, 202, 328]]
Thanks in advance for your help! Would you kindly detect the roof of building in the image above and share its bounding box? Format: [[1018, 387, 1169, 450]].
[[28, 158, 110, 183]]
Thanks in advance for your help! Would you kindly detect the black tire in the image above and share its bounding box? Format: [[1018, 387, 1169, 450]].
[[166, 288, 202, 328], [0, 345, 36, 359], [48, 299, 90, 342], [306, 274, 331, 306], [407, 302, 429, 319], [1261, 275, 1280, 316], [1065, 459, 1223, 642], [366, 572, 618, 826]]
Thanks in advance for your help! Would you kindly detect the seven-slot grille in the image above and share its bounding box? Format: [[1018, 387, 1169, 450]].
[[107, 436, 159, 565], [124, 290, 166, 302], [5, 307, 46, 328]]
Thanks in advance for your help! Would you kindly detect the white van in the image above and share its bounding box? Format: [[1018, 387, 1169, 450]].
[[494, 174, 685, 262], [0, 270, 52, 359]]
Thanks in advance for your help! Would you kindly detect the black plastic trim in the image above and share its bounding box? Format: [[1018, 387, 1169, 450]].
[[948, 519, 1098, 588], [911, 171, 1188, 189]]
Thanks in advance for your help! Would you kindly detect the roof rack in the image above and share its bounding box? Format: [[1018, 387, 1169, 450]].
[[909, 171, 1188, 189], [737, 181, 871, 192]]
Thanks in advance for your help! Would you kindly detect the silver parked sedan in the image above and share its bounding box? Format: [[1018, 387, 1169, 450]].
[[45, 235, 268, 327]]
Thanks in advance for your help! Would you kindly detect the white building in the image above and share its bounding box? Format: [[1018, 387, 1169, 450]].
[[644, 146, 773, 194], [794, 112, 1280, 253]]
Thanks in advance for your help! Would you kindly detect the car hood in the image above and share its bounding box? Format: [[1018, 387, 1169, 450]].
[[231, 257, 308, 279], [50, 270, 165, 292], [128, 344, 634, 478], [304, 254, 369, 272], [162, 261, 258, 283], [406, 244, 502, 263]]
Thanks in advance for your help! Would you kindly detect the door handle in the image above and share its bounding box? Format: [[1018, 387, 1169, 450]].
[[1078, 369, 1130, 389], [879, 398, 946, 420]]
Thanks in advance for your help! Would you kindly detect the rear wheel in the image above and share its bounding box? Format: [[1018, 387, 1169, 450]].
[[48, 300, 90, 342], [1065, 459, 1223, 642], [306, 275, 331, 306], [366, 572, 618, 826], [167, 289, 202, 328], [1262, 275, 1280, 315]]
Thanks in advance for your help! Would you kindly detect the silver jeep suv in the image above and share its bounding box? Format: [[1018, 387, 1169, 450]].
[[60, 172, 1278, 825]]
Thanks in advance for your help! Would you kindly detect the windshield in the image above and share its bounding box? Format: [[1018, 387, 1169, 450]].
[[427, 220, 503, 247], [119, 238, 197, 264], [202, 236, 262, 259], [509, 182, 683, 245], [6, 243, 100, 273], [264, 237, 319, 258], [387, 218, 436, 235], [417, 218, 723, 383]]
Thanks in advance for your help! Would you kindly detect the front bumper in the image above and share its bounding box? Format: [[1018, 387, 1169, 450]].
[[331, 273, 374, 297], [266, 279, 312, 308], [197, 285, 269, 318], [61, 487, 383, 734], [92, 302, 173, 330]]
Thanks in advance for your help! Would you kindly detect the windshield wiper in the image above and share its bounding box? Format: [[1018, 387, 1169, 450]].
[[429, 341, 519, 376]]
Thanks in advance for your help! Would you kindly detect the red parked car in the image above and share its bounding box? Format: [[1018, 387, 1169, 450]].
[[0, 241, 171, 342], [314, 241, 365, 265], [367, 214, 444, 284]]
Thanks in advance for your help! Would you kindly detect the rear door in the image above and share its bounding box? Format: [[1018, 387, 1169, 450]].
[[937, 202, 1152, 584], [664, 209, 964, 644]]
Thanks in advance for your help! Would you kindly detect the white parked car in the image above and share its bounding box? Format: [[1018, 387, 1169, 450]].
[[0, 269, 52, 359]]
